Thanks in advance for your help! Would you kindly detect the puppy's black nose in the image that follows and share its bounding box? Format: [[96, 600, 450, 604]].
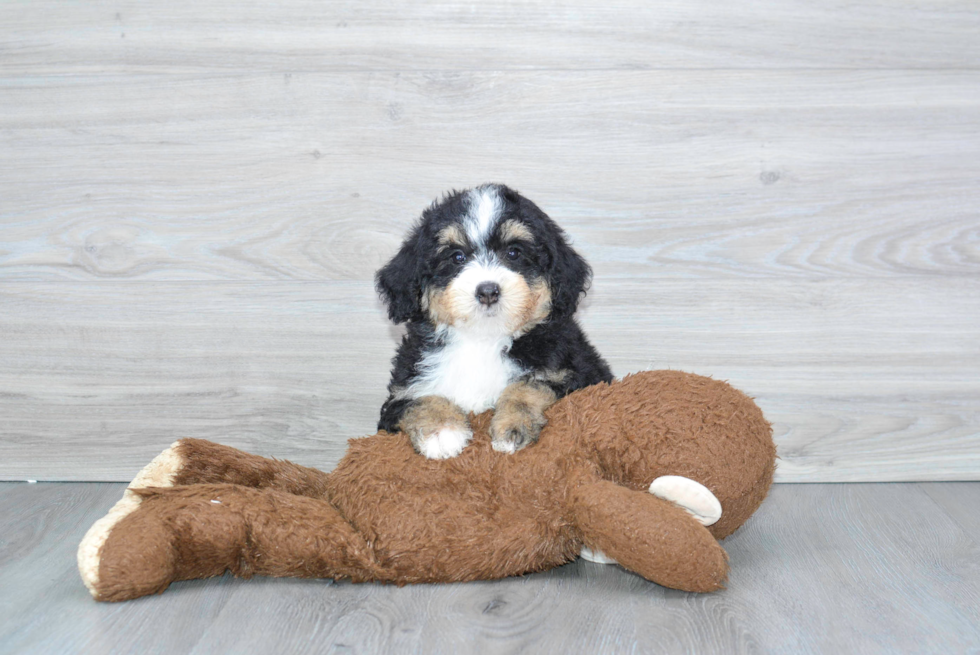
[[476, 282, 501, 306]]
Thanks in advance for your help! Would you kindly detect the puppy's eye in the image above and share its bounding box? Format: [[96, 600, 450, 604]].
[[452, 250, 466, 264], [505, 246, 521, 261]]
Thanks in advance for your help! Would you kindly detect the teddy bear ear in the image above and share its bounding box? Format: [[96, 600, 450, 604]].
[[375, 231, 423, 324]]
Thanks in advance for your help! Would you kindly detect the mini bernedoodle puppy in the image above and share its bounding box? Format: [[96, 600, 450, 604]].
[[376, 183, 613, 459]]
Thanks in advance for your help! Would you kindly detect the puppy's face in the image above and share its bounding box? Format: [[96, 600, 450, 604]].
[[423, 188, 552, 336], [377, 184, 591, 336]]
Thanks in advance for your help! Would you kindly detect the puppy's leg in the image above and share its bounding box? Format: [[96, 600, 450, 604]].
[[490, 380, 557, 453], [399, 396, 472, 459]]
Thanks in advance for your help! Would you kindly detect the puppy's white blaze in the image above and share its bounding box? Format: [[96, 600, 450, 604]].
[[464, 186, 503, 246], [420, 427, 472, 460]]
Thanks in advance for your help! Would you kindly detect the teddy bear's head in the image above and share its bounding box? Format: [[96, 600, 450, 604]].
[[540, 370, 776, 539]]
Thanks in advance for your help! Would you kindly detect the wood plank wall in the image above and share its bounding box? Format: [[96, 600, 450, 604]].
[[1, 1, 978, 481]]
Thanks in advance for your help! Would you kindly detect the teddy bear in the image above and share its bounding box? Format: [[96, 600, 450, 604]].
[[77, 370, 776, 602]]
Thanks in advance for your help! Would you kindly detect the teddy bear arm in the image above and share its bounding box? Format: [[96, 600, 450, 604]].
[[161, 439, 334, 499], [82, 483, 389, 602], [570, 479, 729, 593]]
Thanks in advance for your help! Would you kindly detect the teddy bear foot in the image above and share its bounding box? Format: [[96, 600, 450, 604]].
[[77, 441, 184, 598], [579, 546, 619, 564], [649, 476, 723, 527], [579, 476, 722, 565]]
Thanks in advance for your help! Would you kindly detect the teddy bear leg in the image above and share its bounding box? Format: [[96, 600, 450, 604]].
[[79, 441, 339, 600], [77, 443, 187, 597], [126, 439, 335, 498], [579, 476, 723, 565], [80, 483, 387, 602], [571, 479, 728, 592]]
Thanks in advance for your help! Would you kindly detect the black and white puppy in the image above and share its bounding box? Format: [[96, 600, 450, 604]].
[[376, 183, 612, 459]]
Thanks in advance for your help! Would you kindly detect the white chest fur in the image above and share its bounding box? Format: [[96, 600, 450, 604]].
[[410, 329, 522, 413]]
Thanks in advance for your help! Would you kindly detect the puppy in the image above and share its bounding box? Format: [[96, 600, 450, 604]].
[[376, 183, 613, 459]]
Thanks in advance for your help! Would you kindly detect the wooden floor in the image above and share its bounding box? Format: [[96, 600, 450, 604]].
[[2, 482, 979, 654]]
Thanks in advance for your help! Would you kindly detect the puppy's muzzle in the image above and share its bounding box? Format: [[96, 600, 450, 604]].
[[475, 282, 501, 307]]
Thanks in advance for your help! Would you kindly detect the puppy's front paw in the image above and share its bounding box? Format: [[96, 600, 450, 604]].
[[400, 396, 472, 459], [490, 402, 547, 454], [418, 427, 473, 460]]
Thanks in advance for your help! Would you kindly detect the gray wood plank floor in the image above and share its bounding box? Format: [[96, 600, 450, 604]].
[[2, 482, 978, 654]]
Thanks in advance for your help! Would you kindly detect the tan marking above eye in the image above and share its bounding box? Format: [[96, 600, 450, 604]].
[[498, 219, 534, 244], [437, 224, 468, 250]]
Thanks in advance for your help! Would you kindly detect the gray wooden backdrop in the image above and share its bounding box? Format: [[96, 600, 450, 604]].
[[1, 1, 978, 482]]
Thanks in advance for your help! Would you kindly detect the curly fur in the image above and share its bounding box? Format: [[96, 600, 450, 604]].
[[77, 371, 777, 602], [376, 184, 612, 456]]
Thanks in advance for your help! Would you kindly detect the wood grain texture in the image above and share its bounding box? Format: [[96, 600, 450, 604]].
[[0, 483, 241, 654], [0, 282, 392, 481], [1, 71, 978, 281], [920, 482, 980, 546], [2, 482, 979, 653], [1, 1, 978, 483], [1, 279, 977, 482], [722, 483, 980, 652], [2, 0, 979, 73]]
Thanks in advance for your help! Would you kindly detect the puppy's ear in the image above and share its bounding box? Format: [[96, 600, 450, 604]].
[[376, 231, 422, 324], [547, 233, 592, 321]]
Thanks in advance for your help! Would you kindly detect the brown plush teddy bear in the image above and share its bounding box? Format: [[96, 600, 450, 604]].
[[78, 370, 776, 602]]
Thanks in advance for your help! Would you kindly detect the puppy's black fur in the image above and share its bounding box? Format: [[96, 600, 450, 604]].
[[376, 184, 612, 456]]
